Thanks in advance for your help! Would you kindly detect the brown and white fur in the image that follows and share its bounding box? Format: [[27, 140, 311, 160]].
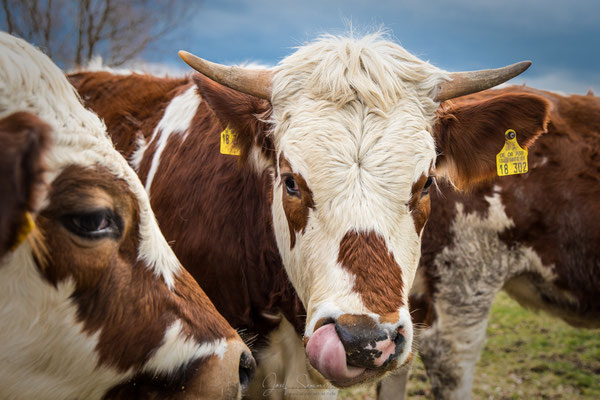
[[378, 86, 599, 399], [0, 33, 255, 400], [70, 33, 549, 394]]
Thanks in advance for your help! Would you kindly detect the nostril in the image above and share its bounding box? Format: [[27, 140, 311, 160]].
[[394, 326, 405, 347], [238, 350, 256, 390]]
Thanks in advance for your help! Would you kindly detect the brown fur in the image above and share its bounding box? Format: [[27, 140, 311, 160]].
[[279, 155, 315, 248], [417, 86, 600, 325], [0, 112, 49, 258], [434, 93, 550, 190], [71, 71, 305, 349], [72, 69, 552, 356], [192, 74, 274, 168], [338, 231, 404, 315], [33, 164, 237, 394], [408, 173, 432, 234]]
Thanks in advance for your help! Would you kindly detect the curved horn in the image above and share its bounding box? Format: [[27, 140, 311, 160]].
[[434, 61, 532, 102], [178, 50, 273, 100]]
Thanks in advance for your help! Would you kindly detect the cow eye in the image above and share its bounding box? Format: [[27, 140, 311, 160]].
[[422, 176, 434, 194], [62, 210, 122, 239], [284, 175, 300, 196]]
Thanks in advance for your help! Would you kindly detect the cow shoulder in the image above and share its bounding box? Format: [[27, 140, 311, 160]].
[[0, 112, 49, 257], [434, 92, 550, 190]]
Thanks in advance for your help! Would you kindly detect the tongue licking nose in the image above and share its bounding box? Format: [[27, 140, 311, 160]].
[[305, 324, 365, 383]]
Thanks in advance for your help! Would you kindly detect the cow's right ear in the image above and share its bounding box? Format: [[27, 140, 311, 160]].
[[0, 112, 49, 257], [433, 92, 550, 190], [193, 73, 273, 165]]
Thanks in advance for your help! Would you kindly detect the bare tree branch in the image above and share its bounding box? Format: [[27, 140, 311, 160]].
[[0, 0, 194, 67]]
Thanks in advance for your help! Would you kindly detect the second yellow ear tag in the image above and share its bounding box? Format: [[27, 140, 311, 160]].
[[220, 127, 240, 156], [496, 129, 528, 176], [11, 212, 35, 250]]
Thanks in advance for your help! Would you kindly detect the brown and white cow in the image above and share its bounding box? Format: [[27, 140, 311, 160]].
[[0, 33, 255, 399], [70, 33, 548, 392], [378, 85, 600, 399]]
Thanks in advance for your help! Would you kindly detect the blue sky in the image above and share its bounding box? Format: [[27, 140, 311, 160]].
[[146, 0, 598, 94]]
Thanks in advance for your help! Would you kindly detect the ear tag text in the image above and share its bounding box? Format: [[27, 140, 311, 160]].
[[496, 129, 528, 176], [220, 127, 240, 156]]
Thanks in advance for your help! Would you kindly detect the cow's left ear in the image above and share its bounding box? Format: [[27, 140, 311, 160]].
[[433, 92, 550, 190]]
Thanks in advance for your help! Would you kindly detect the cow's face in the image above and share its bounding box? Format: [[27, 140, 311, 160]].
[[268, 91, 439, 384], [0, 33, 254, 399], [189, 34, 549, 386]]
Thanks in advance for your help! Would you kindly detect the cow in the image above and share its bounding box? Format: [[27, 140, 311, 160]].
[[0, 33, 255, 399], [70, 33, 549, 395], [377, 85, 600, 399]]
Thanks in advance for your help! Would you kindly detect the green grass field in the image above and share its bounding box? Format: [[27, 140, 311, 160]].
[[339, 291, 600, 399]]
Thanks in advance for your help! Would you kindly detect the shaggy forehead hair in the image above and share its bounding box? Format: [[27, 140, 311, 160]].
[[0, 33, 180, 287], [269, 33, 447, 230]]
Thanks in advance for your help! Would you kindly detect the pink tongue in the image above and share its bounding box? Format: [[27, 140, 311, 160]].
[[306, 324, 365, 383]]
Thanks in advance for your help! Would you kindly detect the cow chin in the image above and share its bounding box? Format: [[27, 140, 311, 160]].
[[303, 305, 414, 387]]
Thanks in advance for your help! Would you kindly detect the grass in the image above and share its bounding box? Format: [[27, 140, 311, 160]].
[[339, 291, 600, 399]]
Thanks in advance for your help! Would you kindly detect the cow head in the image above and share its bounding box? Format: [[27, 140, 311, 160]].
[[183, 33, 549, 386], [0, 33, 255, 399]]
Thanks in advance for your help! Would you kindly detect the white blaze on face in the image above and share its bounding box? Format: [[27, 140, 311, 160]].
[[267, 34, 447, 328]]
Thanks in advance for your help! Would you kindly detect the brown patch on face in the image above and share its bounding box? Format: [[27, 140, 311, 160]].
[[408, 173, 432, 234], [379, 312, 401, 325], [35, 164, 235, 374], [0, 112, 49, 258], [338, 231, 404, 315], [279, 155, 314, 248]]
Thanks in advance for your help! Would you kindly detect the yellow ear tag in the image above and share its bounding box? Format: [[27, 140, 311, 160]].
[[220, 127, 240, 156], [11, 212, 35, 250], [496, 129, 528, 176]]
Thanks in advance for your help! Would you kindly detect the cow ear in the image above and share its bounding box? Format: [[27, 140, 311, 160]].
[[193, 73, 272, 164], [433, 92, 550, 190], [0, 112, 49, 257]]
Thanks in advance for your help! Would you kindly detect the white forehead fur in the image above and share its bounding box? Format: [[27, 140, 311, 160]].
[[271, 33, 446, 232], [268, 33, 450, 322], [271, 33, 447, 191], [0, 33, 180, 288]]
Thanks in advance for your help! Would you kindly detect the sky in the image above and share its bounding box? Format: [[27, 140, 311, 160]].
[[138, 0, 599, 95]]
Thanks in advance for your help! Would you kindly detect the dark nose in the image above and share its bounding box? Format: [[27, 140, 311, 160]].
[[238, 350, 256, 391], [334, 314, 404, 369]]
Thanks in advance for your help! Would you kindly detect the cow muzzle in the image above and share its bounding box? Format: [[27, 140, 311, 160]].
[[305, 313, 411, 387]]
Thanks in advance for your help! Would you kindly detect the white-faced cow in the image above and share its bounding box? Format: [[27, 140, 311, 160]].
[[378, 85, 600, 400], [70, 33, 549, 394], [0, 33, 255, 400]]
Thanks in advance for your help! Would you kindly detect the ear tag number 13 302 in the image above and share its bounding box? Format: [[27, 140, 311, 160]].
[[496, 129, 528, 176]]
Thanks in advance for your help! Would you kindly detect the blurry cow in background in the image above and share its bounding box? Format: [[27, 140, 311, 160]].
[[378, 86, 600, 399], [71, 33, 548, 396], [0, 32, 255, 400]]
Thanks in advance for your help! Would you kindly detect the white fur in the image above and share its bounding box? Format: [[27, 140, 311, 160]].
[[0, 32, 180, 289], [418, 189, 561, 399], [143, 320, 227, 375], [0, 33, 202, 398], [0, 245, 132, 399], [144, 85, 200, 194], [267, 34, 449, 369]]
